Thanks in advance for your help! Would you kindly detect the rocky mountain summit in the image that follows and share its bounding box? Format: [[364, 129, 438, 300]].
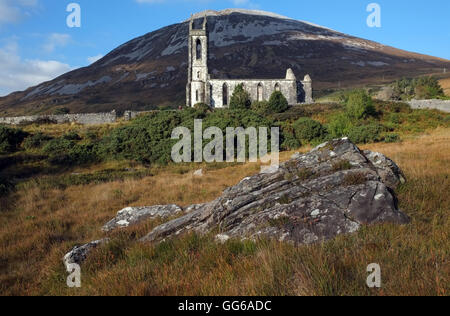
[[64, 138, 410, 267], [2, 9, 449, 115]]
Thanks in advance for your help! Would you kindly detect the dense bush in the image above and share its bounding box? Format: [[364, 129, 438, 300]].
[[345, 90, 376, 120], [268, 91, 289, 113], [23, 133, 53, 150], [326, 113, 354, 138], [99, 110, 202, 164], [99, 108, 275, 164], [293, 118, 328, 143], [384, 133, 401, 143], [347, 123, 385, 144], [193, 103, 211, 113], [62, 132, 82, 141], [43, 137, 97, 166], [0, 125, 28, 154], [374, 100, 411, 114], [279, 122, 301, 150], [229, 84, 251, 109], [251, 101, 271, 116]]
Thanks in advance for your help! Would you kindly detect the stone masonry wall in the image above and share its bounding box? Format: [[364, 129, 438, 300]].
[[408, 99, 450, 113], [209, 79, 297, 108], [0, 110, 117, 125]]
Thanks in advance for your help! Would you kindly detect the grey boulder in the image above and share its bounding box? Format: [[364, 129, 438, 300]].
[[63, 239, 109, 268], [140, 138, 410, 244], [102, 205, 183, 232]]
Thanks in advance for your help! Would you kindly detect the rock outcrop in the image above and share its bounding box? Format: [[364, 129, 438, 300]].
[[64, 138, 410, 266], [102, 205, 183, 232], [63, 239, 109, 268], [140, 138, 410, 244]]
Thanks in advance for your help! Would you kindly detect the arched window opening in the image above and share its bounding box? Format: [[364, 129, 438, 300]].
[[196, 90, 199, 102], [222, 84, 228, 106], [197, 71, 201, 79], [257, 83, 264, 102], [275, 83, 281, 92], [196, 39, 202, 60]]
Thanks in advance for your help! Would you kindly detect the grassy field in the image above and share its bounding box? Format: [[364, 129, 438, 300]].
[[0, 126, 448, 296]]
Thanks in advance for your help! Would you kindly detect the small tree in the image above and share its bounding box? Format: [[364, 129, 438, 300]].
[[345, 89, 376, 120], [229, 84, 251, 109], [268, 91, 289, 113], [293, 118, 328, 143]]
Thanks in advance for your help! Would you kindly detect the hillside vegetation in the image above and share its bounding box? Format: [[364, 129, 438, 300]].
[[0, 90, 449, 296], [0, 127, 448, 295]]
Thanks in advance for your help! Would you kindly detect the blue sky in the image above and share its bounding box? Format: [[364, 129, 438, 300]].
[[0, 0, 449, 96]]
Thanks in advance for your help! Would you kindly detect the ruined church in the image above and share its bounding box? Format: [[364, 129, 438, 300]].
[[186, 16, 313, 108]]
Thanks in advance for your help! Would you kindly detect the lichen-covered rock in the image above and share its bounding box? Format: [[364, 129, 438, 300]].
[[63, 239, 109, 268], [102, 205, 183, 232], [363, 150, 406, 189], [140, 138, 410, 244]]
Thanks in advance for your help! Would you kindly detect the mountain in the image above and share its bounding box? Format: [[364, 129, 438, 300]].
[[1, 9, 449, 116]]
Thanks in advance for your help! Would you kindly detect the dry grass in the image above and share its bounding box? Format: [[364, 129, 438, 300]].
[[439, 78, 450, 97], [0, 129, 448, 296]]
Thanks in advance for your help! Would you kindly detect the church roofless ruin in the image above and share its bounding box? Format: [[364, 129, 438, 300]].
[[186, 15, 314, 108]]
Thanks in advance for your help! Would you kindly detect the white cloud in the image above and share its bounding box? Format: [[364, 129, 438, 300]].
[[42, 33, 71, 53], [0, 40, 73, 96], [87, 54, 104, 64], [0, 0, 38, 26]]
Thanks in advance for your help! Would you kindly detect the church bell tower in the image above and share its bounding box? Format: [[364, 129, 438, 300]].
[[186, 14, 209, 107]]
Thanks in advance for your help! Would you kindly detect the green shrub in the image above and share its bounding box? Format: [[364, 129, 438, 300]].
[[193, 103, 211, 113], [279, 122, 301, 150], [23, 133, 53, 150], [99, 110, 203, 164], [388, 113, 401, 124], [0, 125, 28, 154], [229, 84, 251, 109], [384, 133, 401, 143], [347, 124, 385, 144], [293, 118, 328, 143], [326, 113, 354, 138], [43, 137, 97, 165], [268, 91, 289, 113], [251, 101, 271, 116], [345, 90, 376, 120], [99, 108, 275, 165], [62, 132, 81, 141]]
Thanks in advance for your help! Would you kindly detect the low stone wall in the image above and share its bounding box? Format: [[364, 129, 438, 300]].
[[123, 110, 154, 121], [408, 100, 450, 113], [0, 111, 117, 125]]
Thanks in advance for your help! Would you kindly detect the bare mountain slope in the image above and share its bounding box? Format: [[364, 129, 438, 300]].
[[1, 9, 449, 115]]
